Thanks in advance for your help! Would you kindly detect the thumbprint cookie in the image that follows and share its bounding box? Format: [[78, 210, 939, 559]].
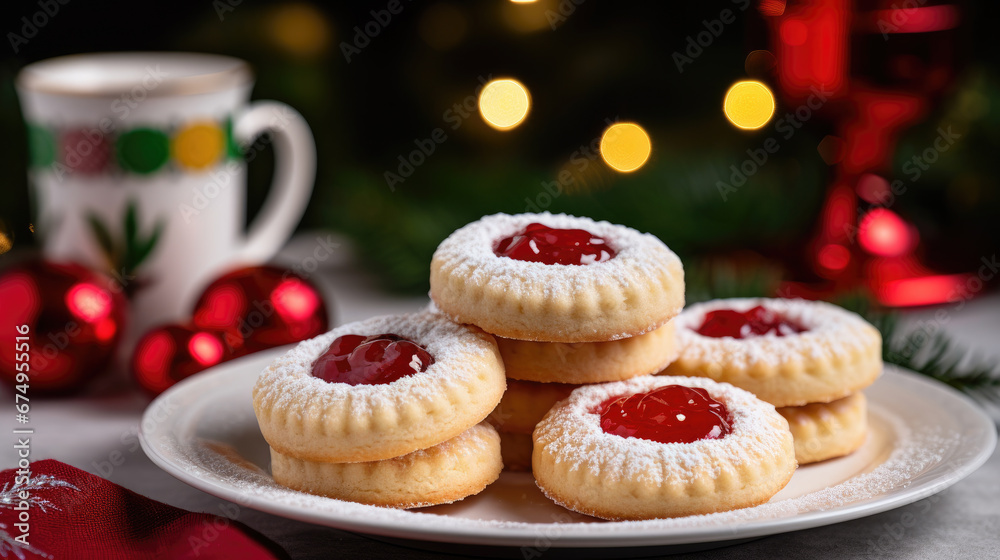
[[664, 298, 882, 407], [253, 311, 506, 463], [533, 375, 796, 520], [430, 213, 685, 343]]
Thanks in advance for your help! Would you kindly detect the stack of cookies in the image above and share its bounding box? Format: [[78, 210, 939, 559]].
[[665, 297, 882, 464], [253, 312, 508, 507], [430, 212, 687, 469]]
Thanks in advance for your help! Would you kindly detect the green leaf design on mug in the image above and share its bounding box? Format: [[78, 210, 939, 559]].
[[86, 201, 166, 298], [87, 214, 115, 260]]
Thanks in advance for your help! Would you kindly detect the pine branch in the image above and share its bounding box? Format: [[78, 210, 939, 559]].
[[837, 295, 1000, 402], [881, 318, 1000, 403]]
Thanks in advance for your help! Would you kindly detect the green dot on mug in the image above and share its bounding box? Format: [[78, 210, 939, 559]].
[[28, 124, 56, 167], [117, 128, 170, 174]]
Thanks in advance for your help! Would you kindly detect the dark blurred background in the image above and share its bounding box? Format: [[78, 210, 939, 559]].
[[2, 0, 998, 296]]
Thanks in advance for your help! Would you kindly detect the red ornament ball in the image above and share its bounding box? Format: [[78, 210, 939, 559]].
[[192, 265, 329, 354], [132, 324, 230, 396], [0, 259, 127, 393]]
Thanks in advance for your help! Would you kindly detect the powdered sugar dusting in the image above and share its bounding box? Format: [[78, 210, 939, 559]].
[[160, 404, 957, 535], [253, 310, 498, 419], [534, 376, 790, 484], [430, 212, 685, 341], [433, 212, 679, 294], [674, 298, 881, 367]]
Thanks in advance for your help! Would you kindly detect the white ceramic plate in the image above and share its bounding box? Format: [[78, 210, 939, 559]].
[[140, 348, 995, 556]]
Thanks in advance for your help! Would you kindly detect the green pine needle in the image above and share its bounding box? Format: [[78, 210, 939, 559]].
[[876, 311, 1000, 403]]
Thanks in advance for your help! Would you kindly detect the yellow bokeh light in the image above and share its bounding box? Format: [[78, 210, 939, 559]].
[[723, 81, 776, 130], [478, 78, 531, 131], [0, 232, 11, 256], [500, 0, 554, 33], [600, 123, 651, 173], [267, 3, 332, 57]]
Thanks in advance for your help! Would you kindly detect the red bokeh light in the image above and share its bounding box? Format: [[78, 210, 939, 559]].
[[66, 283, 112, 323], [134, 330, 174, 394], [188, 332, 224, 367], [875, 273, 971, 307], [132, 324, 230, 396], [0, 260, 126, 393], [770, 0, 849, 101], [272, 279, 320, 322], [191, 266, 329, 354], [859, 209, 914, 258], [817, 243, 851, 272], [94, 317, 117, 342], [193, 284, 245, 330]]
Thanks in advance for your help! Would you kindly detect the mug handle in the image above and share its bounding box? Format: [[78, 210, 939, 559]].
[[232, 101, 316, 263]]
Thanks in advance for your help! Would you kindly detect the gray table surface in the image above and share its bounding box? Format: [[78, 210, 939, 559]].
[[3, 234, 999, 559]]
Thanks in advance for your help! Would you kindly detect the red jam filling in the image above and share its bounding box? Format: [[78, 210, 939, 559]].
[[696, 305, 806, 338], [494, 223, 616, 265], [311, 334, 434, 386], [598, 385, 732, 444]]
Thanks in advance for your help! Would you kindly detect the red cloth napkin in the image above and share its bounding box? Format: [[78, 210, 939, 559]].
[[0, 459, 286, 559]]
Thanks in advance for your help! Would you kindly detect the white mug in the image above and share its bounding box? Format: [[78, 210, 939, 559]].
[[16, 52, 315, 339]]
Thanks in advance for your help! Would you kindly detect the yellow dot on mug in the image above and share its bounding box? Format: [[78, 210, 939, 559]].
[[172, 123, 225, 170], [600, 123, 652, 173], [723, 81, 776, 130], [479, 78, 531, 131]]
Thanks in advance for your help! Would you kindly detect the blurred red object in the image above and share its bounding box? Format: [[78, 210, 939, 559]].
[[131, 323, 230, 396], [192, 265, 329, 354], [763, 0, 969, 306], [0, 459, 286, 559], [0, 259, 127, 393]]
